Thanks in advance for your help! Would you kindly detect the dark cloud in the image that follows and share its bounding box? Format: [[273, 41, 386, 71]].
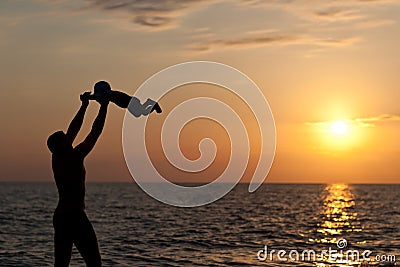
[[133, 15, 173, 28], [76, 0, 213, 29], [36, 0, 399, 32], [315, 8, 347, 17]]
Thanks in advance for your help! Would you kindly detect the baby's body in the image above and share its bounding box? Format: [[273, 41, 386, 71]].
[[89, 89, 161, 117]]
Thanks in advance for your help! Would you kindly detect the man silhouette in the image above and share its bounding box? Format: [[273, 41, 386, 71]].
[[47, 92, 108, 267]]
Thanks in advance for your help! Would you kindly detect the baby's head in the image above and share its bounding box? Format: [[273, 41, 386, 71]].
[[94, 81, 112, 97]]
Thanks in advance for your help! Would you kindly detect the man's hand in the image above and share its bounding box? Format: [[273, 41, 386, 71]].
[[80, 91, 92, 106]]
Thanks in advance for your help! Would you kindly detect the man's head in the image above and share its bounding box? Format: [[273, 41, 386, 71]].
[[47, 131, 71, 154], [94, 81, 112, 97]]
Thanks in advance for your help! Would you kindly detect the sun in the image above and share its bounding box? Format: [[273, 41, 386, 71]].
[[331, 120, 348, 135], [309, 118, 363, 152]]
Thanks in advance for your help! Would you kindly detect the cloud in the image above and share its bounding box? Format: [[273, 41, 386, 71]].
[[355, 0, 397, 3], [73, 0, 215, 30], [353, 114, 400, 127], [244, 0, 400, 32], [38, 0, 399, 30], [306, 114, 400, 128], [188, 32, 360, 53], [133, 15, 174, 28], [194, 34, 300, 51], [30, 0, 398, 53], [313, 8, 364, 22], [355, 19, 396, 28], [313, 37, 360, 47]]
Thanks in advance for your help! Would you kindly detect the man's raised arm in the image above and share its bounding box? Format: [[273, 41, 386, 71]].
[[65, 92, 91, 144], [75, 100, 109, 157]]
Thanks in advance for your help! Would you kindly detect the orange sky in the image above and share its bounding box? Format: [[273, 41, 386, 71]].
[[0, 0, 399, 183]]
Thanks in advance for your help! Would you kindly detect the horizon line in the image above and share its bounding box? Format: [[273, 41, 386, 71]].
[[1, 181, 399, 185]]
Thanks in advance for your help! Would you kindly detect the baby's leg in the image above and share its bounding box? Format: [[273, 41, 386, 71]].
[[125, 97, 162, 117], [141, 103, 153, 116], [127, 97, 143, 117], [143, 99, 156, 108], [143, 98, 162, 115]]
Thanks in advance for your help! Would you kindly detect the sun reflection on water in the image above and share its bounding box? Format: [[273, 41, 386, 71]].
[[312, 184, 365, 266], [317, 184, 362, 242]]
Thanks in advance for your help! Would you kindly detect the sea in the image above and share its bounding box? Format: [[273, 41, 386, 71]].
[[0, 183, 399, 266]]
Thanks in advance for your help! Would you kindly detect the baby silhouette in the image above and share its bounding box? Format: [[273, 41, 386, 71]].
[[89, 81, 162, 117]]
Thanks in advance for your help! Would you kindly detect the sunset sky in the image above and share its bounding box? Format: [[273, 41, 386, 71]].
[[1, 0, 399, 184]]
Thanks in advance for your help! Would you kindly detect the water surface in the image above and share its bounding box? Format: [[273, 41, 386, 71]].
[[0, 183, 398, 266]]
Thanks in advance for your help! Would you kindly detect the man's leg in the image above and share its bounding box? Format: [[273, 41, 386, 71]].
[[74, 212, 102, 267], [54, 214, 73, 267]]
